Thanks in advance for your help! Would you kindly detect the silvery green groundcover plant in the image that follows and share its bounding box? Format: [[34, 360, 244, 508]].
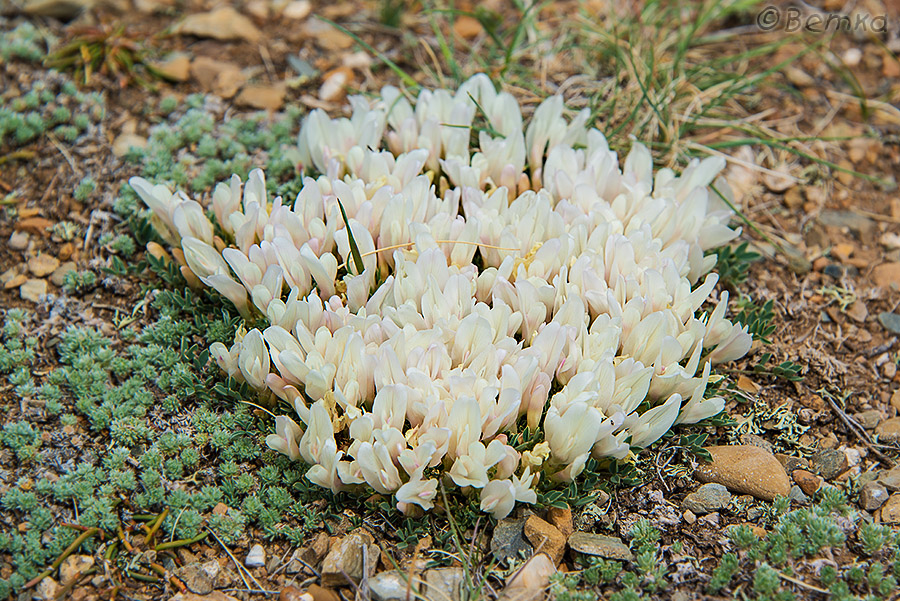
[[130, 74, 751, 520]]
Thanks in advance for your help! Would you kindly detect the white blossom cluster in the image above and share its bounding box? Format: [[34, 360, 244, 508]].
[[130, 75, 752, 519]]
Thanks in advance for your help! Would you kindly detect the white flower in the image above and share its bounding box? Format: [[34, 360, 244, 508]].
[[266, 415, 303, 461], [136, 73, 756, 520]]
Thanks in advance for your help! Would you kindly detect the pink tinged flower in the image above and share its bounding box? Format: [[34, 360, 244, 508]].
[[180, 237, 229, 281], [212, 174, 242, 235], [395, 468, 438, 511], [266, 415, 303, 461], [210, 341, 241, 379], [357, 440, 403, 494], [237, 329, 269, 390], [480, 479, 516, 520]]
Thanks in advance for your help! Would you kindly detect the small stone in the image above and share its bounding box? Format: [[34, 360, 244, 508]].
[[792, 469, 823, 496], [9, 231, 29, 250], [320, 530, 378, 587], [504, 553, 556, 597], [818, 210, 875, 237], [212, 502, 229, 516], [0, 268, 19, 286], [59, 242, 74, 261], [319, 67, 353, 102], [16, 216, 54, 235], [282, 0, 311, 19], [823, 264, 847, 279], [874, 265, 900, 291], [879, 466, 900, 492], [842, 48, 862, 67], [490, 518, 532, 563], [682, 483, 732, 514], [21, 278, 48, 302], [152, 53, 192, 81], [854, 410, 882, 430], [28, 254, 60, 277], [878, 312, 900, 333], [59, 554, 94, 584], [22, 0, 88, 18], [236, 85, 286, 111], [453, 15, 483, 39], [113, 133, 148, 158], [774, 454, 809, 473], [891, 390, 900, 413], [875, 418, 900, 443], [368, 570, 417, 601], [191, 57, 246, 98], [51, 262, 76, 287], [33, 577, 59, 600], [567, 532, 633, 561], [175, 7, 262, 42], [859, 481, 889, 511], [810, 449, 848, 479], [423, 567, 465, 601], [546, 505, 574, 539], [245, 544, 265, 568], [881, 494, 900, 523], [789, 485, 810, 505], [175, 560, 220, 595], [763, 169, 794, 193], [846, 300, 868, 323], [682, 510, 696, 525], [739, 433, 773, 453], [523, 516, 566, 565], [694, 445, 791, 501], [279, 586, 304, 601]]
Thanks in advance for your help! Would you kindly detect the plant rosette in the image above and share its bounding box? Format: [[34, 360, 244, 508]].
[[130, 74, 751, 519]]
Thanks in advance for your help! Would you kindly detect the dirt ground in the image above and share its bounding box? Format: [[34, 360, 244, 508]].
[[2, 0, 900, 600]]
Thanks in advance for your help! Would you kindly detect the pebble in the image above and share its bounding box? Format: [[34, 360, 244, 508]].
[[20, 278, 48, 302], [152, 53, 192, 81], [51, 262, 76, 287], [682, 510, 696, 525], [792, 469, 823, 496], [282, 0, 311, 19], [878, 312, 900, 334], [33, 577, 59, 600], [682, 483, 731, 514], [320, 530, 378, 586], [236, 85, 286, 111], [873, 265, 900, 291], [504, 553, 556, 596], [175, 7, 262, 42], [823, 264, 847, 279], [319, 67, 353, 102], [546, 505, 574, 538], [853, 410, 882, 430], [368, 570, 415, 601], [423, 567, 465, 601], [113, 133, 148, 158], [191, 57, 246, 99], [842, 48, 862, 67], [818, 210, 875, 237], [775, 454, 809, 473], [9, 231, 29, 250], [810, 449, 848, 479], [175, 560, 220, 595], [523, 515, 566, 565], [453, 15, 484, 40], [490, 518, 532, 563], [22, 0, 88, 18], [567, 532, 633, 561], [28, 254, 59, 277], [881, 494, 900, 523], [874, 418, 900, 443], [59, 554, 94, 584], [245, 544, 265, 568], [694, 445, 791, 501], [789, 485, 810, 505], [879, 466, 900, 492], [859, 481, 889, 511]]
